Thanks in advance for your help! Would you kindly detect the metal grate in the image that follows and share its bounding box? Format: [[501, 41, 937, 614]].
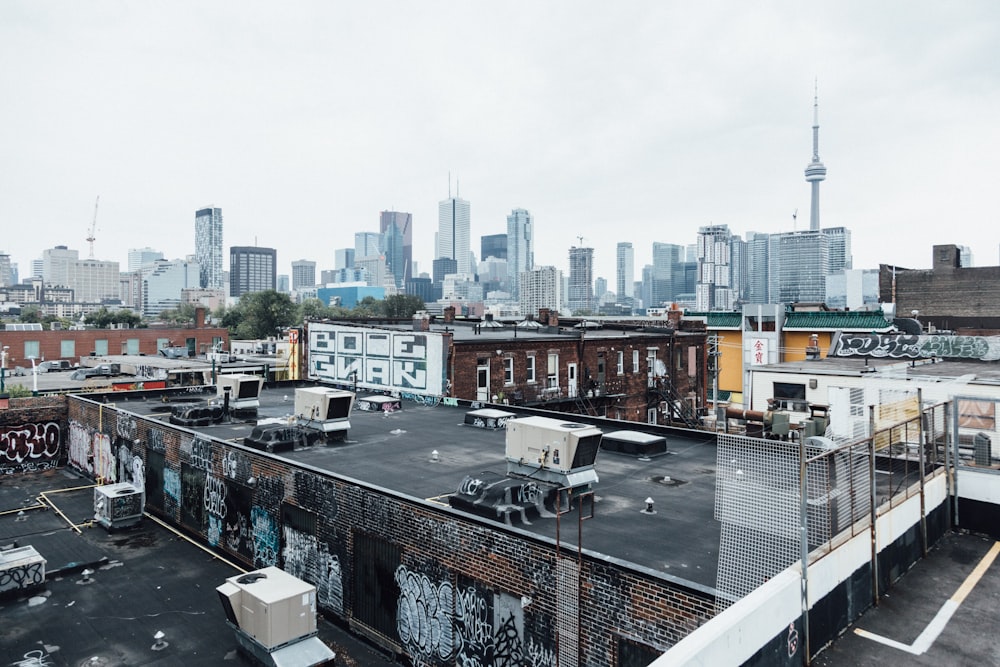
[[714, 433, 870, 609], [556, 558, 580, 667]]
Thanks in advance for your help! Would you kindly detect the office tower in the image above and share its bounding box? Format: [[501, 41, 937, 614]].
[[230, 246, 277, 297], [567, 246, 594, 313], [744, 232, 771, 304], [695, 225, 735, 311], [616, 242, 634, 301], [520, 266, 562, 319], [804, 88, 827, 231], [506, 208, 533, 299], [0, 253, 11, 287], [437, 191, 471, 276], [42, 245, 79, 286], [31, 259, 43, 279], [128, 247, 164, 273], [291, 260, 317, 290], [67, 258, 121, 303], [481, 234, 507, 262], [594, 277, 608, 305], [651, 242, 682, 307], [195, 207, 224, 290], [142, 258, 200, 318], [335, 248, 355, 271], [432, 257, 458, 297], [773, 230, 829, 303], [355, 232, 382, 260], [823, 227, 852, 273], [380, 211, 413, 288]]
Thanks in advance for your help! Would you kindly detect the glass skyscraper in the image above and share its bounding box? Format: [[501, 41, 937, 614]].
[[437, 195, 471, 276], [380, 211, 413, 288], [195, 207, 224, 290], [616, 242, 634, 301], [506, 209, 533, 299]]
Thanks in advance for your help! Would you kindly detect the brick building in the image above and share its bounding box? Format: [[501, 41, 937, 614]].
[[880, 244, 1000, 332], [0, 315, 228, 369]]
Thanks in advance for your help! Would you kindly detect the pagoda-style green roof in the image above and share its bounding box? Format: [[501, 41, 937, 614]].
[[783, 310, 892, 331], [684, 311, 743, 328]]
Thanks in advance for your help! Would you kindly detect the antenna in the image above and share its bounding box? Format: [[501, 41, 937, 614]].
[[792, 209, 798, 231], [86, 196, 100, 258], [576, 235, 585, 246]]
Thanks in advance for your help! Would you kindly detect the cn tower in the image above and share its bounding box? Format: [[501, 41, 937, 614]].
[[804, 85, 826, 231]]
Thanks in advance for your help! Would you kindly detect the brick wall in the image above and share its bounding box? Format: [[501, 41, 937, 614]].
[[0, 395, 69, 474], [0, 326, 229, 367], [67, 395, 717, 666]]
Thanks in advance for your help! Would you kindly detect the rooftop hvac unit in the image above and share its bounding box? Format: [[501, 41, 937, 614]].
[[294, 387, 355, 436], [216, 374, 264, 412], [0, 545, 46, 595], [216, 567, 335, 667], [505, 416, 603, 489], [94, 482, 144, 530]]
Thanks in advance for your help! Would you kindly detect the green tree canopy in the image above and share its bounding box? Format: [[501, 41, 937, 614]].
[[226, 290, 298, 339]]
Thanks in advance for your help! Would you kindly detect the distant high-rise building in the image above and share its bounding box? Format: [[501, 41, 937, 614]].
[[481, 233, 507, 262], [823, 227, 852, 273], [380, 211, 413, 288], [505, 208, 533, 300], [432, 257, 458, 288], [0, 253, 11, 287], [616, 242, 634, 301], [437, 192, 471, 276], [355, 232, 382, 260], [30, 259, 43, 279], [773, 230, 829, 303], [334, 248, 355, 271], [804, 87, 827, 231], [520, 266, 562, 319], [744, 232, 771, 304], [567, 246, 594, 313], [651, 242, 682, 307], [128, 247, 164, 273], [42, 245, 79, 286], [594, 277, 608, 305], [291, 260, 317, 290], [142, 258, 200, 318], [230, 246, 276, 297], [695, 225, 736, 310], [195, 207, 224, 290]]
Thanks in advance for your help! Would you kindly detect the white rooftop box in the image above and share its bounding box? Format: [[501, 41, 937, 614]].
[[94, 482, 144, 530], [505, 416, 603, 488], [217, 567, 317, 650], [216, 374, 264, 410], [294, 387, 355, 434]]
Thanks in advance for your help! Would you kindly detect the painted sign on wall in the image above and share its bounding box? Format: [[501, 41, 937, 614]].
[[307, 323, 447, 395], [831, 333, 1000, 361]]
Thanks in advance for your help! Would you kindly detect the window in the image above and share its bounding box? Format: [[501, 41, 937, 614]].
[[526, 354, 536, 383], [126, 338, 140, 355], [646, 348, 658, 376], [547, 352, 559, 388], [94, 339, 109, 356], [632, 350, 640, 373], [157, 338, 171, 352], [503, 357, 514, 385], [24, 341, 40, 360], [60, 340, 75, 359], [617, 351, 624, 375]]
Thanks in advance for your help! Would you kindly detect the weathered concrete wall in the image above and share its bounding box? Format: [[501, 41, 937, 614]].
[[67, 394, 717, 666]]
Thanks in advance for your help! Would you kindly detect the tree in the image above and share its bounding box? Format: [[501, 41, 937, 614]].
[[156, 303, 197, 326], [228, 290, 297, 339], [84, 307, 114, 328], [18, 306, 43, 323], [382, 294, 426, 318]]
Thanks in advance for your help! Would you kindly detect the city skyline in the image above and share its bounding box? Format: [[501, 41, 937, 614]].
[[1, 3, 998, 284]]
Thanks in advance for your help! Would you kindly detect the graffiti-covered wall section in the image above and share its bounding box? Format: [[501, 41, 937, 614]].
[[307, 322, 448, 396], [66, 396, 715, 666], [0, 395, 68, 475], [830, 332, 1000, 361]]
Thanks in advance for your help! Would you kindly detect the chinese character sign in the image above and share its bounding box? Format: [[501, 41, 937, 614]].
[[749, 338, 769, 365]]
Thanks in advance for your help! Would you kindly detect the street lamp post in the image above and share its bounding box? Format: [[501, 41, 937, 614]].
[[28, 356, 38, 396]]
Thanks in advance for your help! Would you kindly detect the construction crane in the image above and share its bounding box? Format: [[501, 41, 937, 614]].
[[86, 196, 99, 258], [576, 235, 585, 246]]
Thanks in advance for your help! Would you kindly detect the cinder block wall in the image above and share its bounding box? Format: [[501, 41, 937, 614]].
[[67, 395, 716, 666]]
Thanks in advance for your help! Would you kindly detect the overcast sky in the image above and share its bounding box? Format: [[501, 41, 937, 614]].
[[2, 2, 998, 286]]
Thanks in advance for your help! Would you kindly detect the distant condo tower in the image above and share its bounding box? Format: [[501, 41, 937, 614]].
[[804, 84, 827, 231], [195, 207, 224, 290]]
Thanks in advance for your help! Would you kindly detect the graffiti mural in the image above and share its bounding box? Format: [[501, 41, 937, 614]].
[[222, 449, 252, 483], [183, 435, 214, 470], [282, 525, 344, 614], [831, 332, 1000, 361], [163, 467, 180, 502], [115, 438, 145, 489], [0, 421, 61, 474], [251, 506, 279, 568], [395, 565, 455, 664], [180, 463, 206, 531], [68, 420, 92, 473], [293, 471, 337, 521], [453, 580, 531, 667], [93, 433, 114, 482]]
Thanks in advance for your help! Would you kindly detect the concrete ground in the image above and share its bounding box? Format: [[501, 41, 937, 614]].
[[814, 530, 1000, 666], [0, 468, 400, 667]]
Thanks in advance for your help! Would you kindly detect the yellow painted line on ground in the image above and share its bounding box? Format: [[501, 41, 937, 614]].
[[854, 541, 1000, 655]]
